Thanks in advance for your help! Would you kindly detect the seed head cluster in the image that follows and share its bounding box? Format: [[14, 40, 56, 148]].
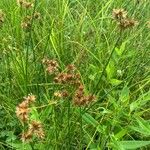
[[73, 84, 95, 106], [42, 58, 59, 74], [21, 15, 32, 28], [16, 94, 36, 122], [16, 94, 45, 142], [17, 0, 33, 8], [54, 64, 80, 85], [21, 12, 41, 30], [112, 9, 127, 20], [21, 121, 44, 142], [42, 58, 96, 105], [112, 8, 138, 29], [54, 90, 69, 98]]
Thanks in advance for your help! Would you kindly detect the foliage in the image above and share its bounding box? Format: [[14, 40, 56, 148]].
[[0, 0, 150, 149]]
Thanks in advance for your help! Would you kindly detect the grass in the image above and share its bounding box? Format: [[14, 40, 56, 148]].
[[0, 0, 150, 149]]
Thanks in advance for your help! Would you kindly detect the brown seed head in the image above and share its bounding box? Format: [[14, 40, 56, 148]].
[[24, 94, 36, 103], [119, 18, 138, 29], [29, 121, 45, 139], [73, 84, 95, 106], [21, 21, 31, 30], [16, 101, 30, 122], [66, 64, 76, 73], [112, 8, 127, 20], [54, 90, 69, 98], [24, 2, 33, 8], [42, 58, 59, 74], [17, 0, 33, 8], [21, 130, 33, 142], [34, 12, 41, 20]]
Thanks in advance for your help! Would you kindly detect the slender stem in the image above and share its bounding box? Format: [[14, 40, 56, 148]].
[[67, 99, 71, 149], [30, 142, 35, 150], [93, 30, 122, 95], [25, 0, 37, 94], [54, 107, 58, 149], [79, 107, 83, 149]]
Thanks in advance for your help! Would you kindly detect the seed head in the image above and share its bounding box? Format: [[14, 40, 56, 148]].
[[54, 90, 69, 98], [24, 94, 36, 103], [16, 94, 36, 122], [16, 101, 30, 122], [34, 12, 41, 20], [29, 121, 45, 139], [21, 130, 33, 142], [42, 58, 59, 74], [112, 9, 127, 20], [73, 84, 95, 106], [66, 64, 76, 73], [54, 64, 80, 85], [119, 18, 138, 29], [17, 0, 33, 8]]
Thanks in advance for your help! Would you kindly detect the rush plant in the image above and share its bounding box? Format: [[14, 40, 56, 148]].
[[0, 0, 150, 150]]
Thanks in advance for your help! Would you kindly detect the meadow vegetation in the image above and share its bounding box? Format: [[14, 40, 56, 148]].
[[0, 0, 150, 149]]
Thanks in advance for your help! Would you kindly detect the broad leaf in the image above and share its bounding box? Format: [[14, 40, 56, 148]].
[[117, 141, 150, 149]]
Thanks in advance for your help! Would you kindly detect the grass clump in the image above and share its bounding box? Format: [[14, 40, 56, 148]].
[[0, 0, 150, 149]]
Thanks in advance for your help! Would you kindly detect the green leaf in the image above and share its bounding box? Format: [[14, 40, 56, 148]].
[[114, 129, 128, 140], [82, 113, 104, 133], [130, 92, 150, 112], [120, 85, 130, 103], [115, 42, 127, 56], [130, 117, 150, 136], [106, 61, 116, 79], [110, 79, 122, 86], [82, 113, 98, 128], [117, 141, 150, 149], [30, 107, 39, 121], [89, 73, 96, 81], [8, 142, 32, 150]]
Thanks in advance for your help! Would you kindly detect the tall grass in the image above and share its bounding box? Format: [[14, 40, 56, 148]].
[[0, 0, 150, 149]]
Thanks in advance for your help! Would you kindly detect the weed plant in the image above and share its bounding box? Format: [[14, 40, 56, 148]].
[[0, 0, 150, 149]]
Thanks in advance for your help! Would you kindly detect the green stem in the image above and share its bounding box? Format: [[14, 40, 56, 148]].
[[67, 99, 71, 149], [30, 142, 35, 150], [93, 30, 122, 95], [79, 107, 83, 150], [25, 0, 37, 94]]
